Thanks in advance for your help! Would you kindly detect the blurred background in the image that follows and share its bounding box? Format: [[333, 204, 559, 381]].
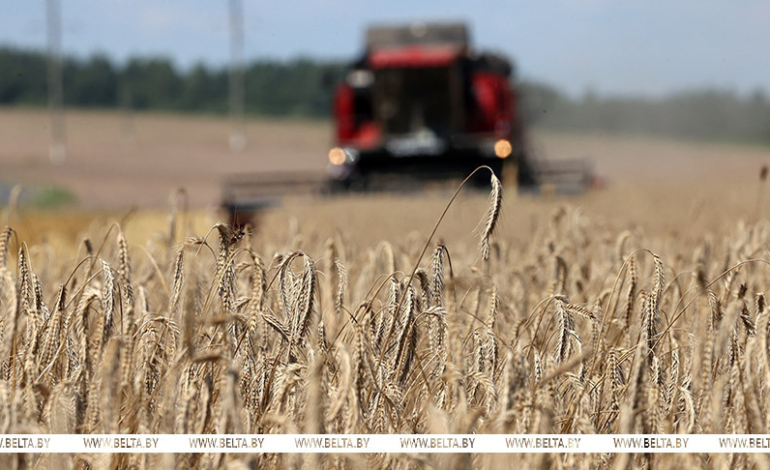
[[0, 1, 769, 220]]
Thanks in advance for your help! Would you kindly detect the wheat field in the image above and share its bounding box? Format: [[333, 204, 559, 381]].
[[2, 161, 770, 468], [3, 109, 770, 468]]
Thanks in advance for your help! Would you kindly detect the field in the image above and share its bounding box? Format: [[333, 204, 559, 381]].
[[2, 108, 770, 468]]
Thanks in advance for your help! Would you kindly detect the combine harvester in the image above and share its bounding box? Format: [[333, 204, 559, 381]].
[[223, 22, 594, 223]]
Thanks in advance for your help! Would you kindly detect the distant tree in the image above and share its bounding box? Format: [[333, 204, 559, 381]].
[[0, 48, 48, 105], [66, 55, 117, 106], [181, 63, 227, 113], [122, 57, 182, 110]]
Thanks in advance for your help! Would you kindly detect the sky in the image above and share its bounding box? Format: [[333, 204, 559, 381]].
[[2, 0, 769, 97]]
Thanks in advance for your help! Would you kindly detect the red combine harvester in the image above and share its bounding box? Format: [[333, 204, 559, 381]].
[[222, 22, 593, 224], [326, 22, 592, 191], [327, 22, 525, 189]]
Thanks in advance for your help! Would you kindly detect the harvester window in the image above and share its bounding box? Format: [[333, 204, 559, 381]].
[[374, 66, 455, 137]]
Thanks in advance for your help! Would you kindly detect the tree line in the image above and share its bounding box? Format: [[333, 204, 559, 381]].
[[0, 47, 345, 117], [519, 81, 770, 143], [1, 46, 768, 143]]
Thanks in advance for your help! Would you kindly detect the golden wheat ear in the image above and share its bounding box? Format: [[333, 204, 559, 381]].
[[0, 226, 14, 268], [480, 173, 503, 261]]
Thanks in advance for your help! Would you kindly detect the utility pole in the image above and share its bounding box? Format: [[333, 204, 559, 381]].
[[46, 0, 66, 164], [119, 81, 135, 151], [228, 0, 246, 153]]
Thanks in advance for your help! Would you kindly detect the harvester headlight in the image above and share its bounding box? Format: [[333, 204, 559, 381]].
[[494, 139, 512, 159], [329, 147, 347, 166]]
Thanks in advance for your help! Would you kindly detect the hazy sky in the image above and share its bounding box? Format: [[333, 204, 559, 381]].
[[2, 1, 769, 97]]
